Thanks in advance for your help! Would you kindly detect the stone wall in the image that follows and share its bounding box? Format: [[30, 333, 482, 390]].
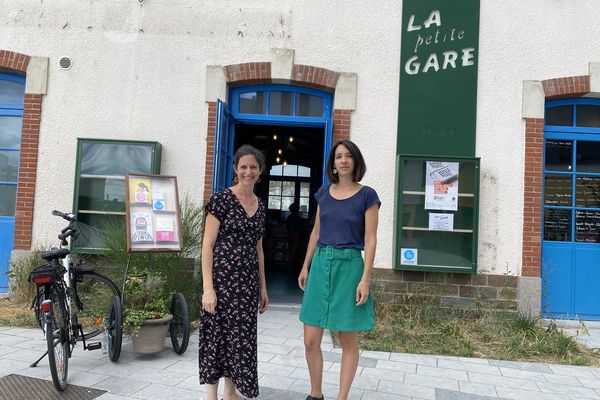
[[374, 269, 519, 314]]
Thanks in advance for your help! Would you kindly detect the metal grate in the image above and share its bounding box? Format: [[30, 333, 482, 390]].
[[0, 374, 105, 400], [59, 57, 72, 70]]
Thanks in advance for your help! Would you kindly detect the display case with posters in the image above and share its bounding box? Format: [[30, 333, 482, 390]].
[[394, 155, 480, 273], [125, 174, 183, 252]]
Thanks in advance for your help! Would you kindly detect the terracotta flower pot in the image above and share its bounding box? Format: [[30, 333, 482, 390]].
[[131, 314, 173, 354]]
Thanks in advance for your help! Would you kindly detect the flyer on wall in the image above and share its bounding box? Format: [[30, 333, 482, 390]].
[[424, 161, 459, 211], [428, 212, 454, 231], [131, 212, 154, 242]]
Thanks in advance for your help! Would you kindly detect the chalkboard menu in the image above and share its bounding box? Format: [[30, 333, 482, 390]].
[[576, 176, 600, 208], [575, 209, 600, 243], [544, 208, 570, 241], [545, 175, 571, 206]]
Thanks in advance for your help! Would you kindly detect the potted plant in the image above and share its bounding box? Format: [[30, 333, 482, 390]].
[[123, 272, 172, 354]]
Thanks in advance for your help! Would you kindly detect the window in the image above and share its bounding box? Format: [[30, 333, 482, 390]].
[[546, 103, 600, 128], [0, 73, 24, 217], [576, 105, 600, 128], [296, 94, 324, 117], [269, 91, 293, 115], [543, 137, 600, 243], [239, 92, 266, 114], [268, 164, 311, 218], [0, 78, 25, 105], [73, 139, 161, 252], [546, 105, 573, 127], [236, 88, 325, 118]]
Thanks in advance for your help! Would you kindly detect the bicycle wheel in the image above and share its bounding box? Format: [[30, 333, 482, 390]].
[[45, 287, 69, 391], [169, 292, 190, 354], [73, 271, 120, 340], [106, 295, 123, 362]]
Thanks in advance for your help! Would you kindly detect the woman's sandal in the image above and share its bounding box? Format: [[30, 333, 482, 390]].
[[305, 396, 325, 400]]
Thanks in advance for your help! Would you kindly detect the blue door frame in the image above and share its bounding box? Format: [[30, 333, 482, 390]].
[[0, 72, 25, 292], [212, 85, 333, 192], [542, 98, 600, 320], [212, 99, 236, 193]]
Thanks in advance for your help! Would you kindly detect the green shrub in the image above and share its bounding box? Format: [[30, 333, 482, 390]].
[[123, 272, 171, 334]]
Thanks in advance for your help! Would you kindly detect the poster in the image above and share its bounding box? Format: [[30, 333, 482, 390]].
[[131, 212, 154, 242], [125, 173, 183, 252], [155, 216, 175, 242], [129, 178, 152, 205], [425, 161, 459, 211], [152, 189, 166, 211], [429, 213, 454, 231]]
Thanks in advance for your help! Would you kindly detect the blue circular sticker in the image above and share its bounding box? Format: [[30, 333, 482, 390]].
[[404, 250, 414, 260]]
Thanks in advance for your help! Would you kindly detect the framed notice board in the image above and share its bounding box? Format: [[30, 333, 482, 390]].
[[125, 173, 183, 252], [394, 155, 480, 273]]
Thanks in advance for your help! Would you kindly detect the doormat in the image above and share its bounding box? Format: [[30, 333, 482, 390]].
[[0, 374, 106, 400]]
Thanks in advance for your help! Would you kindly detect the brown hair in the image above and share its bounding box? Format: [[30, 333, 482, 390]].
[[232, 144, 266, 184], [325, 140, 367, 183]]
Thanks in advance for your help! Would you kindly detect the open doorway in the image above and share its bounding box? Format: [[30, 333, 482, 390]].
[[235, 124, 324, 304]]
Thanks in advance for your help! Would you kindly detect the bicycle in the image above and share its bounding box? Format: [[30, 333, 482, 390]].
[[28, 210, 123, 391]]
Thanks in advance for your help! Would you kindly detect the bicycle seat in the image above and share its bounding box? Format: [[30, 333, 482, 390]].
[[41, 248, 70, 261]]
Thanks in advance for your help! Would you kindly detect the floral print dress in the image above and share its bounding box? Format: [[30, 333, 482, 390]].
[[199, 188, 265, 398]]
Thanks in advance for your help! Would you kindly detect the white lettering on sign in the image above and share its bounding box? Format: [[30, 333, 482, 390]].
[[405, 9, 475, 75], [404, 48, 474, 75], [461, 48, 475, 66], [407, 10, 442, 31], [442, 50, 457, 69], [423, 53, 440, 73], [414, 28, 464, 53]]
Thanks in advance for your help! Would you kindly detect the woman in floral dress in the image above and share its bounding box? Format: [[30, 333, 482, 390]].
[[199, 145, 269, 400]]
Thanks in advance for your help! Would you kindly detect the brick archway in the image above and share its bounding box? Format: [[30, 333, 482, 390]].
[[203, 61, 352, 204], [522, 75, 591, 278], [0, 50, 43, 250]]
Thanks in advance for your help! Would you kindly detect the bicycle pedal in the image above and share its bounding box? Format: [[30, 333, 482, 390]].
[[86, 342, 102, 351]]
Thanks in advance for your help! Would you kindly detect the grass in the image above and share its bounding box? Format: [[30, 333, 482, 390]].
[[0, 297, 38, 328], [356, 292, 600, 366]]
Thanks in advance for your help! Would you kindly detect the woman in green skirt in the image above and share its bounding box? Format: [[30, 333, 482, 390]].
[[298, 140, 380, 400]]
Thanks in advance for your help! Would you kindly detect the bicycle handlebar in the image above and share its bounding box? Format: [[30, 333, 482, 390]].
[[58, 229, 76, 241], [52, 210, 76, 222], [53, 210, 78, 243]]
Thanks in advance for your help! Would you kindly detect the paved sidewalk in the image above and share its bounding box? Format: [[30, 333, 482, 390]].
[[1, 309, 600, 400], [550, 320, 600, 350]]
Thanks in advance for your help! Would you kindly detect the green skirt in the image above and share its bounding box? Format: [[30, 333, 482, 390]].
[[299, 246, 375, 331]]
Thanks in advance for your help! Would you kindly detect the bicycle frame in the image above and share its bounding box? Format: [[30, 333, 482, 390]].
[[61, 250, 72, 331]]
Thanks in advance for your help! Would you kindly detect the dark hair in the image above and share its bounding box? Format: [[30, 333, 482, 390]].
[[232, 144, 266, 183], [325, 140, 366, 183]]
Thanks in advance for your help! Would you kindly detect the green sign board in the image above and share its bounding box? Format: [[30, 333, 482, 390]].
[[397, 0, 480, 157]]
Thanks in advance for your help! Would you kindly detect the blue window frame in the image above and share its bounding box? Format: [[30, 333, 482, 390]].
[[0, 72, 24, 217], [230, 85, 332, 126], [0, 72, 25, 292], [214, 85, 333, 191]]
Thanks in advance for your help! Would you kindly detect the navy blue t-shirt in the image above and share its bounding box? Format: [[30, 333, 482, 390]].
[[315, 184, 381, 250]]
